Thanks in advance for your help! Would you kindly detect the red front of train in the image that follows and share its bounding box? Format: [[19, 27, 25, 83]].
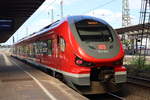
[[12, 15, 126, 94]]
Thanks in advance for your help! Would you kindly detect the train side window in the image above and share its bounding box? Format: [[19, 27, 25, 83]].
[[59, 37, 66, 52], [32, 43, 36, 57], [42, 41, 48, 54], [37, 42, 41, 54], [47, 40, 52, 55], [24, 45, 27, 55], [39, 42, 43, 54], [29, 43, 33, 57]]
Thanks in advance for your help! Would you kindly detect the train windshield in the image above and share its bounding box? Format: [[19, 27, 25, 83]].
[[75, 20, 113, 42]]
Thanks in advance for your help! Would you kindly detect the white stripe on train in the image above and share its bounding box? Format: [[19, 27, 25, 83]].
[[25, 59, 90, 78], [115, 71, 127, 75]]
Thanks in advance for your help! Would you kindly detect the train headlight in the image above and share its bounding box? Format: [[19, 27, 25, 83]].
[[75, 57, 95, 67], [76, 59, 83, 65]]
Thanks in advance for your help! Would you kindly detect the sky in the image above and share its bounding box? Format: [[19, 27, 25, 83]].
[[4, 0, 141, 45]]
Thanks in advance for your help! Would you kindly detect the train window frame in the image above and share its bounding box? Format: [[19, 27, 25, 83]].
[[29, 43, 33, 57], [75, 19, 114, 42], [41, 41, 48, 55], [34, 42, 38, 55], [59, 37, 66, 52], [32, 43, 36, 57], [39, 41, 43, 54], [47, 39, 52, 55], [37, 41, 42, 54]]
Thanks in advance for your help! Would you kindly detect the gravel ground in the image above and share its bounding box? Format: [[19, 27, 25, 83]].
[[86, 83, 150, 100], [126, 64, 150, 79], [125, 83, 150, 100]]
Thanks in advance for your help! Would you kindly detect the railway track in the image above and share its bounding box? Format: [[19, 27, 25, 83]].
[[127, 76, 150, 88], [107, 92, 126, 100], [86, 91, 127, 100]]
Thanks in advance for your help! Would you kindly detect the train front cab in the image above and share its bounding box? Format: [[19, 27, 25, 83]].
[[66, 16, 127, 94]]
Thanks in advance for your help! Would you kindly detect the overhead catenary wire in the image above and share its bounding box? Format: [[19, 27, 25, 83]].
[[82, 0, 118, 14]]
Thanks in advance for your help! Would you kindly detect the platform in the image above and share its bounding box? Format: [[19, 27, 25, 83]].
[[0, 52, 88, 100]]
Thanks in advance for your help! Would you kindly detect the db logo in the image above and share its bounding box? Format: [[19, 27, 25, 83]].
[[98, 44, 107, 50]]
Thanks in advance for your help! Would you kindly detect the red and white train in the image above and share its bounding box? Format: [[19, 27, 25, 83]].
[[12, 15, 126, 94]]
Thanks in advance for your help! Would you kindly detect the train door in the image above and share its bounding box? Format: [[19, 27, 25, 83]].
[[41, 40, 49, 65], [58, 36, 66, 71], [35, 41, 42, 63], [52, 35, 60, 69], [45, 39, 53, 66], [41, 39, 54, 67]]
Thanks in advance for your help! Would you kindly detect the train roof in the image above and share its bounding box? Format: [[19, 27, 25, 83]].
[[15, 15, 110, 44], [67, 15, 109, 25], [16, 19, 64, 44]]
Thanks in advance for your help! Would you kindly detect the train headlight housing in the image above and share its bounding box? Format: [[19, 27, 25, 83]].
[[76, 59, 83, 65], [75, 57, 95, 67]]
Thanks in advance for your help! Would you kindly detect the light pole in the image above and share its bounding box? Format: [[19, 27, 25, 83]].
[[51, 9, 54, 23], [60, 0, 63, 18]]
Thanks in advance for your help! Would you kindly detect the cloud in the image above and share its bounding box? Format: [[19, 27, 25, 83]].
[[44, 0, 80, 7], [29, 0, 79, 20], [17, 19, 50, 38], [63, 0, 79, 5], [85, 9, 122, 28], [48, 0, 80, 5], [129, 0, 141, 10], [130, 15, 139, 25], [37, 0, 55, 12], [29, 19, 51, 32]]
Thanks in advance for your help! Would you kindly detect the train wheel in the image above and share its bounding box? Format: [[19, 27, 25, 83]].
[[55, 72, 65, 83]]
